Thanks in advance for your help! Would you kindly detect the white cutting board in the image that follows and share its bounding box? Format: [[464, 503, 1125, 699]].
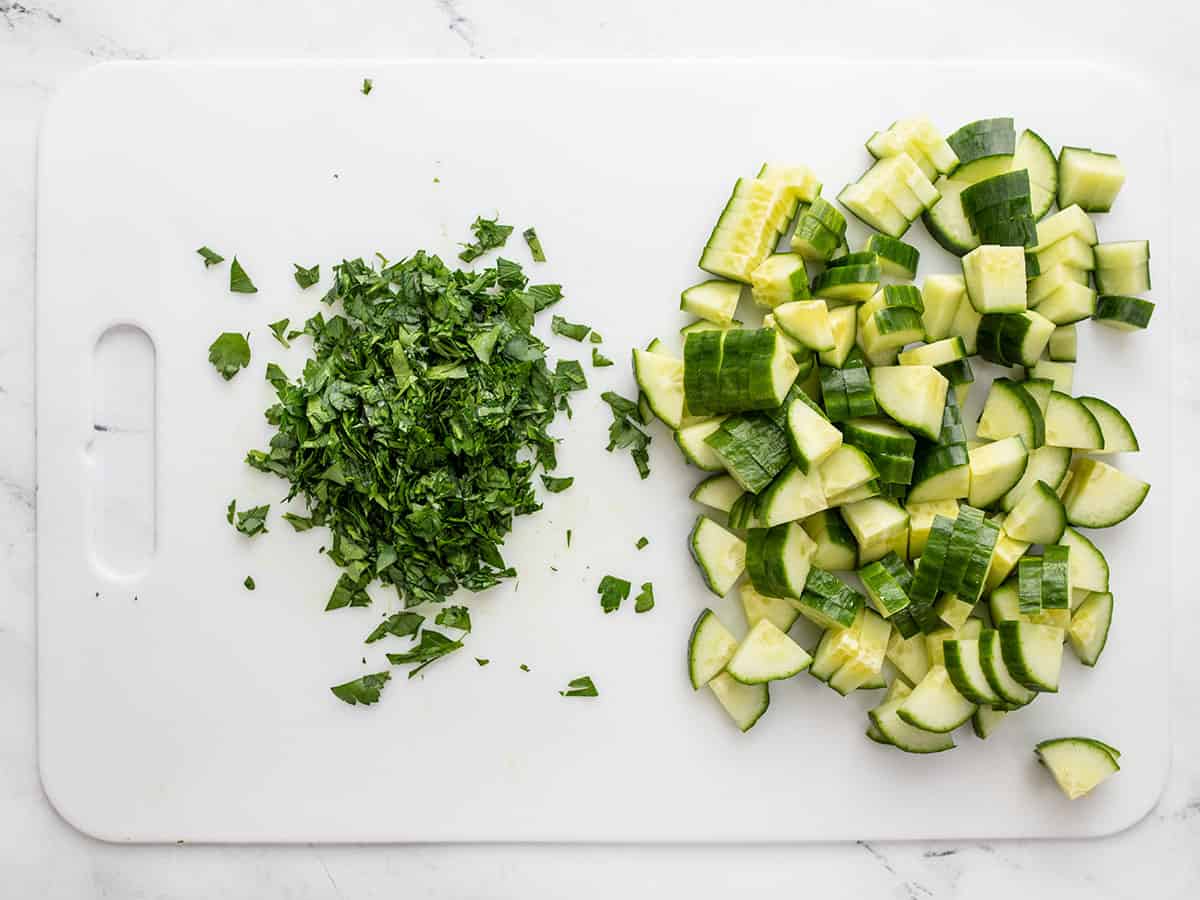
[[37, 60, 1170, 843]]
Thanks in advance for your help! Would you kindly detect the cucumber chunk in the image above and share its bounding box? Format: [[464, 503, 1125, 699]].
[[818, 306, 858, 368], [1057, 147, 1126, 212], [977, 378, 1045, 449], [1001, 444, 1072, 512], [870, 366, 948, 441], [1012, 129, 1057, 219], [865, 233, 921, 278], [1060, 527, 1110, 592], [727, 620, 813, 684], [1045, 392, 1104, 450], [869, 694, 956, 753], [887, 628, 932, 685], [921, 274, 967, 341], [680, 279, 742, 325], [1033, 204, 1099, 250], [1035, 281, 1097, 325], [794, 569, 866, 629], [690, 473, 743, 513], [1062, 458, 1150, 528], [1027, 360, 1074, 394], [979, 627, 1036, 706], [675, 417, 728, 471], [689, 516, 747, 597], [906, 499, 960, 557], [828, 610, 892, 695], [1003, 480, 1067, 544], [633, 347, 686, 429], [967, 436, 1029, 509], [1094, 295, 1155, 331], [750, 254, 810, 309], [1068, 590, 1113, 667], [897, 665, 976, 733], [1035, 737, 1120, 799], [740, 582, 801, 633], [708, 671, 770, 732], [688, 608, 739, 689], [818, 445, 879, 500], [998, 620, 1065, 692], [775, 299, 835, 352], [1030, 264, 1090, 306], [945, 639, 1003, 705], [757, 463, 829, 527], [802, 510, 859, 571], [971, 705, 1008, 739], [963, 245, 1028, 314]]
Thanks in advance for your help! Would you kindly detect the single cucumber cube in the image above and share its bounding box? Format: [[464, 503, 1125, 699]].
[[1033, 204, 1098, 250], [1003, 480, 1067, 544], [1094, 295, 1155, 331], [1045, 391, 1103, 450], [1057, 147, 1125, 213], [998, 620, 1065, 692], [962, 245, 1027, 314], [750, 253, 810, 310], [801, 509, 858, 571], [740, 582, 800, 633], [817, 305, 858, 368], [633, 347, 685, 429], [690, 473, 743, 513], [680, 279, 742, 325], [921, 274, 967, 342], [870, 366, 949, 442]]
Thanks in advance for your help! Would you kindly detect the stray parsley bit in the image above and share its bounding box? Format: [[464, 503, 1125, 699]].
[[523, 227, 546, 262], [365, 611, 424, 643], [589, 331, 603, 344], [293, 263, 320, 289], [269, 318, 291, 347], [232, 503, 270, 537], [591, 347, 613, 367], [459, 215, 514, 262], [636, 536, 649, 549], [553, 359, 588, 392], [527, 283, 563, 311], [520, 663, 530, 672], [476, 657, 490, 666], [435, 605, 472, 632], [226, 499, 237, 524], [551, 315, 591, 342], [634, 582, 655, 613], [331, 671, 390, 706], [281, 512, 316, 531], [598, 575, 631, 614], [243, 576, 256, 591], [601, 391, 651, 479], [560, 675, 599, 697], [361, 78, 373, 95], [197, 246, 224, 268], [208, 332, 251, 380], [326, 573, 371, 610], [541, 475, 574, 493], [386, 629, 464, 677], [566, 529, 572, 547], [229, 257, 258, 294]]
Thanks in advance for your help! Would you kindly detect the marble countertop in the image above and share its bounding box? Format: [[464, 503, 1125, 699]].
[[2, 1, 1198, 897]]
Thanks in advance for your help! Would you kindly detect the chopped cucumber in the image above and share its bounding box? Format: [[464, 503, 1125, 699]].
[[1001, 444, 1072, 512], [979, 627, 1036, 707], [944, 639, 1003, 705], [633, 347, 686, 429], [1013, 129, 1057, 219], [870, 366, 948, 441], [681, 279, 742, 324], [906, 499, 960, 557], [1062, 458, 1149, 528], [842, 497, 910, 565], [741, 582, 801, 633], [977, 378, 1045, 449], [963, 245, 1028, 314], [1035, 737, 1120, 799], [708, 671, 770, 732], [998, 620, 1065, 692], [1060, 527, 1109, 592], [818, 444, 879, 500], [1068, 590, 1113, 667], [869, 694, 956, 753], [1029, 263, 1090, 306], [1035, 281, 1097, 325], [794, 568, 866, 629], [1027, 360, 1074, 394], [865, 233, 921, 278], [1045, 391, 1104, 450], [1047, 324, 1077, 362], [750, 254, 810, 309], [1094, 294, 1155, 330], [688, 608, 739, 689], [921, 274, 967, 341], [887, 628, 932, 685], [727, 620, 813, 684], [775, 299, 835, 352], [1057, 147, 1125, 212], [818, 305, 858, 368], [802, 510, 859, 571], [1003, 480, 1067, 544], [689, 515, 747, 597], [675, 417, 729, 471], [967, 436, 1029, 508], [897, 665, 976, 733], [757, 463, 829, 527], [746, 521, 817, 596], [971, 705, 1008, 739], [690, 473, 744, 514]]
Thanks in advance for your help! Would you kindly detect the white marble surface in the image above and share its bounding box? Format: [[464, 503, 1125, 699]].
[[2, 1, 1198, 896]]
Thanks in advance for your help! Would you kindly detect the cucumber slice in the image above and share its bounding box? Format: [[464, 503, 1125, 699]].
[[829, 251, 880, 268], [1077, 397, 1138, 453], [688, 608, 739, 689], [867, 118, 958, 178], [864, 234, 921, 278], [690, 473, 743, 513], [899, 337, 967, 368], [962, 245, 1028, 314], [886, 629, 932, 685], [818, 444, 879, 499], [680, 279, 742, 325], [977, 378, 1045, 449], [841, 498, 909, 565], [727, 619, 813, 684], [749, 254, 810, 309], [1027, 360, 1074, 394], [785, 397, 843, 472], [812, 264, 882, 302], [1042, 544, 1071, 610], [985, 516, 1031, 592], [1094, 264, 1151, 296], [705, 414, 789, 493], [689, 516, 747, 597], [633, 348, 686, 429], [708, 671, 770, 732], [802, 510, 858, 571], [1003, 480, 1067, 544], [675, 417, 729, 471], [680, 318, 742, 337], [1094, 239, 1149, 268], [775, 299, 835, 352], [944, 639, 1003, 705], [1045, 391, 1104, 450], [1057, 147, 1125, 213], [827, 481, 882, 507], [1062, 458, 1150, 528], [869, 694, 956, 754], [728, 493, 763, 530], [1060, 527, 1109, 592], [794, 569, 866, 629], [1034, 204, 1099, 251], [810, 622, 860, 682], [764, 521, 818, 595], [842, 418, 917, 457], [1068, 590, 1113, 667], [998, 620, 1065, 692], [837, 181, 910, 239], [1094, 295, 1155, 331], [978, 627, 1036, 706], [967, 436, 1029, 509], [1035, 235, 1096, 273], [817, 305, 858, 369], [1029, 263, 1091, 306], [1018, 556, 1044, 614], [935, 593, 974, 630], [909, 446, 971, 504], [1013, 129, 1057, 219], [866, 677, 913, 744], [683, 330, 724, 417], [939, 504, 984, 595], [1047, 324, 1077, 362], [870, 366, 948, 441], [905, 499, 960, 557], [741, 581, 801, 633], [1020, 377, 1054, 415], [791, 216, 843, 262], [1035, 281, 1096, 325], [971, 705, 1008, 739], [921, 274, 967, 341], [948, 118, 1015, 163], [757, 460, 830, 526], [860, 560, 911, 617], [897, 664, 976, 733], [1001, 444, 1072, 512], [949, 290, 983, 353], [1035, 737, 1120, 799]]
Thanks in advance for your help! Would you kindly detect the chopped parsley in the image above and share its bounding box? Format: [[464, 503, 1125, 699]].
[[243, 576, 256, 591], [541, 475, 574, 493], [634, 582, 655, 613], [566, 529, 572, 547], [226, 499, 236, 524], [196, 246, 225, 267], [459, 215, 514, 262], [523, 227, 546, 262], [601, 391, 651, 479], [476, 657, 489, 666], [435, 605, 472, 632], [589, 331, 603, 344], [269, 319, 291, 347], [591, 347, 613, 367], [282, 512, 315, 531], [208, 332, 251, 380], [229, 257, 257, 294], [364, 611, 424, 643], [520, 663, 530, 672], [330, 671, 389, 706], [361, 78, 373, 95], [636, 536, 649, 549], [551, 315, 591, 341], [560, 675, 598, 697], [325, 573, 370, 610], [293, 263, 320, 289], [598, 575, 631, 614], [229, 502, 269, 537], [386, 629, 464, 677]]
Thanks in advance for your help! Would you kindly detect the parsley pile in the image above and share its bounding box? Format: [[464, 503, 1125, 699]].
[[244, 250, 584, 695]]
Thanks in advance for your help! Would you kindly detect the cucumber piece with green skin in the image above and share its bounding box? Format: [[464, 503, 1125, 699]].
[[1094, 264, 1151, 296], [756, 464, 829, 527], [959, 518, 1001, 604], [977, 378, 1045, 449], [1035, 737, 1120, 799], [842, 418, 917, 457], [864, 234, 920, 278], [633, 347, 686, 429], [1001, 444, 1072, 511], [867, 118, 958, 178], [899, 337, 967, 368], [978, 310, 1054, 368], [749, 253, 811, 309], [937, 358, 974, 388], [1019, 377, 1054, 415], [1027, 360, 1074, 394], [1068, 590, 1113, 666], [727, 619, 813, 684], [921, 274, 967, 341], [866, 677, 913, 744], [924, 155, 1014, 256], [869, 453, 915, 485], [793, 573, 866, 629], [818, 444, 879, 499], [989, 577, 1021, 622], [819, 366, 851, 422], [906, 499, 960, 557], [683, 330, 724, 417], [1045, 391, 1104, 450], [740, 581, 800, 633], [680, 279, 742, 325], [897, 664, 976, 732], [1057, 147, 1125, 212], [935, 593, 975, 630], [830, 614, 893, 695], [1036, 235, 1095, 272], [1047, 324, 1077, 362], [909, 445, 971, 504], [690, 473, 743, 513], [775, 299, 835, 352], [909, 515, 955, 632], [1034, 281, 1097, 325], [1042, 545, 1071, 610], [727, 492, 762, 530], [745, 329, 802, 411], [1094, 295, 1155, 330], [688, 608, 739, 689], [1004, 479, 1067, 544], [984, 514, 1030, 592], [862, 308, 926, 354], [944, 639, 1004, 705], [708, 672, 770, 732], [947, 118, 1015, 163], [967, 436, 1029, 509], [818, 305, 858, 368], [791, 215, 844, 261], [998, 620, 1065, 691], [949, 288, 983, 353], [961, 169, 1031, 216], [675, 417, 729, 471], [714, 329, 754, 411], [1034, 204, 1099, 250], [1013, 129, 1057, 219], [811, 264, 882, 302], [828, 251, 879, 268], [963, 245, 1028, 314], [1060, 527, 1109, 592], [972, 705, 1008, 739], [860, 560, 911, 617], [1062, 458, 1150, 528], [856, 285, 924, 332], [1094, 239, 1149, 268], [1018, 556, 1044, 615], [786, 394, 843, 472], [886, 628, 931, 685], [870, 366, 948, 442], [841, 498, 910, 565], [803, 197, 848, 236], [802, 509, 859, 571], [837, 182, 911, 239], [704, 415, 785, 493], [938, 505, 985, 596], [869, 694, 956, 754], [680, 318, 742, 337], [827, 481, 882, 507], [689, 515, 747, 597], [1029, 263, 1091, 306], [978, 627, 1037, 706], [809, 622, 859, 682]]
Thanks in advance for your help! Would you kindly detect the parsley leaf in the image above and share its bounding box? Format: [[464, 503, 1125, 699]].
[[541, 475, 574, 493], [330, 671, 390, 705], [229, 257, 258, 293], [269, 319, 291, 347], [226, 499, 237, 524], [589, 331, 604, 344], [598, 575, 631, 614], [293, 263, 320, 289], [326, 573, 371, 610], [233, 504, 269, 537], [560, 675, 599, 697], [361, 78, 373, 95], [365, 611, 424, 643], [520, 663, 530, 672], [553, 359, 588, 392], [476, 657, 489, 666], [208, 332, 251, 380], [601, 391, 651, 479], [282, 512, 316, 532], [636, 536, 649, 550], [527, 284, 563, 312], [244, 576, 256, 590], [435, 605, 472, 632], [523, 227, 546, 262], [591, 347, 613, 367], [566, 529, 572, 547], [197, 246, 224, 268], [459, 215, 514, 262], [634, 582, 655, 613], [551, 316, 591, 341], [386, 629, 464, 677]]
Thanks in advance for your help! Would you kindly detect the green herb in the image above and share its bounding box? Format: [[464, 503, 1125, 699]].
[[551, 315, 591, 341], [208, 332, 251, 380], [541, 475, 574, 493], [636, 536, 649, 549], [330, 671, 390, 705], [293, 263, 320, 289], [282, 512, 316, 531], [197, 246, 225, 268], [560, 675, 598, 697], [361, 78, 373, 95], [522, 227, 546, 262], [601, 391, 651, 479], [326, 573, 370, 610], [589, 331, 603, 344], [244, 576, 256, 590], [520, 663, 530, 672], [226, 499, 237, 524], [433, 176, 441, 184], [232, 504, 269, 537], [229, 257, 257, 294], [269, 319, 291, 347], [592, 347, 613, 367], [597, 575, 631, 614], [435, 605, 472, 632], [554, 359, 588, 393], [459, 215, 514, 262], [566, 529, 572, 547], [365, 611, 424, 643], [386, 629, 463, 677], [527, 284, 563, 311], [476, 657, 489, 666], [634, 582, 655, 613]]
